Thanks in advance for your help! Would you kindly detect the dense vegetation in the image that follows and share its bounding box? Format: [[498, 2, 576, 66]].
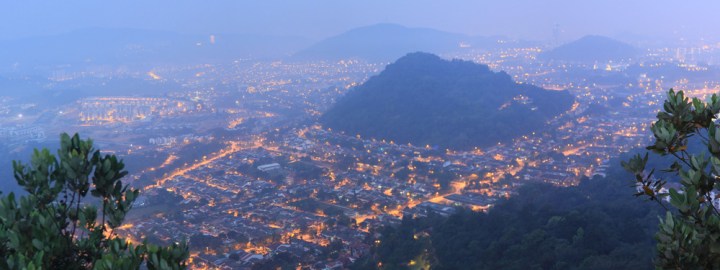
[[623, 89, 720, 268], [539, 35, 638, 63], [0, 133, 188, 269], [321, 52, 574, 150], [353, 162, 660, 270]]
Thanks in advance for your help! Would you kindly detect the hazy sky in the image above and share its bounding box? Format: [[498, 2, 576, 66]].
[[2, 1, 719, 42]]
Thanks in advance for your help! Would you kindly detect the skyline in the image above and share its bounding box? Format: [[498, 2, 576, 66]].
[[2, 0, 720, 43], [2, 2, 720, 268]]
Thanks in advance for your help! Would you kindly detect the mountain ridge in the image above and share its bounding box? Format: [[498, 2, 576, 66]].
[[540, 35, 639, 62], [0, 28, 311, 69], [293, 24, 507, 61]]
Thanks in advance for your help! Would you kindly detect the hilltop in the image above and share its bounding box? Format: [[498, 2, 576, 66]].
[[540, 35, 639, 63], [292, 24, 498, 62], [321, 52, 574, 149]]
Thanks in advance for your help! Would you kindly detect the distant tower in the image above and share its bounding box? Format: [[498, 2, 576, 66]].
[[552, 24, 561, 46], [209, 35, 216, 45], [676, 48, 687, 63], [690, 47, 697, 63]]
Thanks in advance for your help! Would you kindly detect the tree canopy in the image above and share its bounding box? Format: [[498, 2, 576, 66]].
[[623, 89, 720, 268], [0, 133, 188, 269]]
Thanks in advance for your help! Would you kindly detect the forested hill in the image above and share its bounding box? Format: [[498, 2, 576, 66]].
[[352, 159, 661, 270], [321, 52, 574, 149]]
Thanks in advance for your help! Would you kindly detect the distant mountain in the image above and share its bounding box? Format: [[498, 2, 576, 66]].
[[540, 35, 639, 62], [0, 28, 311, 69], [293, 24, 500, 62], [321, 52, 574, 149]]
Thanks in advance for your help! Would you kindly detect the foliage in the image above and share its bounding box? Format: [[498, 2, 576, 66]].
[[622, 89, 720, 268], [0, 133, 188, 269], [354, 167, 659, 270], [288, 159, 325, 180], [321, 52, 574, 150]]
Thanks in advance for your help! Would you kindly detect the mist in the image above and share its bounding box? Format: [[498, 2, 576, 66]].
[[1, 2, 720, 269], [2, 0, 719, 43]]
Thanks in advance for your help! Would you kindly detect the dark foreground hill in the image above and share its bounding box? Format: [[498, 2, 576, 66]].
[[540, 35, 639, 63], [321, 52, 574, 149], [351, 158, 659, 270]]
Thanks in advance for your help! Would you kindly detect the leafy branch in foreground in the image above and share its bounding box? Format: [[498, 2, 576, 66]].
[[623, 89, 720, 268], [0, 133, 188, 269]]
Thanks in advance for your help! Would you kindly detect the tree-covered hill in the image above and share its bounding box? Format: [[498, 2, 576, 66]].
[[321, 52, 574, 149], [352, 161, 661, 270]]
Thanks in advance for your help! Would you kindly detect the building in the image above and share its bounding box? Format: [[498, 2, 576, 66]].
[[257, 163, 282, 173]]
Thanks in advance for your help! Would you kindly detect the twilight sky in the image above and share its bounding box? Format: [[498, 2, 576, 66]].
[[1, 0, 718, 42]]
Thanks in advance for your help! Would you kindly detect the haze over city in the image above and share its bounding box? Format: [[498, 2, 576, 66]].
[[2, 0, 719, 42], [1, 1, 720, 269]]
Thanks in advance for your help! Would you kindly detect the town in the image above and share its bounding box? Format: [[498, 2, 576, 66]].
[[1, 41, 719, 269]]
